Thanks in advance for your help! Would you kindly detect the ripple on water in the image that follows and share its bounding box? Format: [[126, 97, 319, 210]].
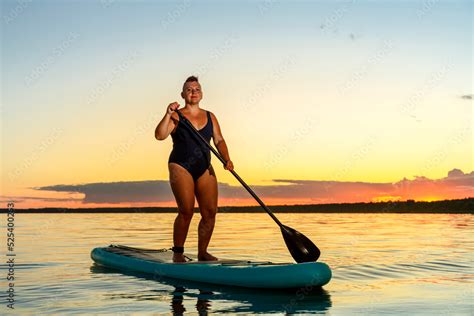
[[0, 262, 58, 269], [334, 258, 473, 283]]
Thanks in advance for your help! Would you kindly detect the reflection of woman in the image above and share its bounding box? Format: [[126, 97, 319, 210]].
[[155, 76, 234, 263], [171, 286, 212, 315]]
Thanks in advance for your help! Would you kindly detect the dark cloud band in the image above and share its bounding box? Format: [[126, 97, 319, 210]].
[[28, 169, 473, 204]]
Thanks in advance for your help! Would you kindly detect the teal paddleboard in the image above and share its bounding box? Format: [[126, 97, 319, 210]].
[[91, 245, 331, 289]]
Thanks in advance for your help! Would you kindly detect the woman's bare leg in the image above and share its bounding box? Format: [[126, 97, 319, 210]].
[[195, 165, 218, 261], [169, 163, 195, 262]]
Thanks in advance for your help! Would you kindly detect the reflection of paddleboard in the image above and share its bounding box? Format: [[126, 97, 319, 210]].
[[90, 264, 333, 314], [90, 244, 332, 289]]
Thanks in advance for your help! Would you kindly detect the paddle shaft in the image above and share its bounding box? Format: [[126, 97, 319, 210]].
[[175, 110, 283, 227]]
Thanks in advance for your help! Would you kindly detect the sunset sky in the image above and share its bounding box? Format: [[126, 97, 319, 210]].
[[1, 0, 472, 208]]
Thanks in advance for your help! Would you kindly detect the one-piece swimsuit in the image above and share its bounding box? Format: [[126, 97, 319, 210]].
[[168, 110, 213, 180]]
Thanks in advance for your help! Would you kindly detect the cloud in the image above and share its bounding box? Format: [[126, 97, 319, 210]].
[[460, 94, 473, 100], [442, 169, 474, 187], [34, 180, 173, 203], [390, 169, 474, 201], [29, 169, 473, 205]]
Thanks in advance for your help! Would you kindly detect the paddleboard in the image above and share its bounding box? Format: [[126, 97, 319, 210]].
[[91, 244, 332, 289]]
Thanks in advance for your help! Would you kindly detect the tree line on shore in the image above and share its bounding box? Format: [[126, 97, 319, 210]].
[[1, 198, 473, 213]]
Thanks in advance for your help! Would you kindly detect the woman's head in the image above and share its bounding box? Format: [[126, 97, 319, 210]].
[[181, 76, 202, 105]]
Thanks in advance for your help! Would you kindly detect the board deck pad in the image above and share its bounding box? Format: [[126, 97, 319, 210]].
[[104, 244, 273, 265]]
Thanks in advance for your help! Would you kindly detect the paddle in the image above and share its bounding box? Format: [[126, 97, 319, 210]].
[[174, 109, 321, 263]]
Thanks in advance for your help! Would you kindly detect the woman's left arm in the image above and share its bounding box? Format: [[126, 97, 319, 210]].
[[210, 112, 234, 171]]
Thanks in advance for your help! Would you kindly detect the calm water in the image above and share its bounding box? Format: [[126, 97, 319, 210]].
[[0, 213, 472, 315]]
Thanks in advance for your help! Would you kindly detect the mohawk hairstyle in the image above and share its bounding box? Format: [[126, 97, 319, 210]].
[[184, 75, 199, 83]]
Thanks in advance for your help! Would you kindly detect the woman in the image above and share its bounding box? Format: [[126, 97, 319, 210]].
[[155, 76, 234, 262]]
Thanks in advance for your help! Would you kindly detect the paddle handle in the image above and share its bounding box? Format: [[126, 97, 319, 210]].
[[175, 109, 283, 227]]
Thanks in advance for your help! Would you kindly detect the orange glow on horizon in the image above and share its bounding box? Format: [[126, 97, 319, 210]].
[[372, 196, 403, 203], [6, 196, 471, 210]]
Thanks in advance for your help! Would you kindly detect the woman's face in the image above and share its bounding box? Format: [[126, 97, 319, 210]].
[[182, 81, 202, 105]]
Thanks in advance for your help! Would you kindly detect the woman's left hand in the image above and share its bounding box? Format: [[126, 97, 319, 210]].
[[224, 160, 234, 171]]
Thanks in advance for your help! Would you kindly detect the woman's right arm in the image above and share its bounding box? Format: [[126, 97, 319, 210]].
[[155, 102, 179, 140]]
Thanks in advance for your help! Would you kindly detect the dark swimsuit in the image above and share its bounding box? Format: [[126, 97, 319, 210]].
[[168, 110, 213, 181]]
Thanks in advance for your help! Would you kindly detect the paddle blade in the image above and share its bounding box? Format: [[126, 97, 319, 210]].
[[281, 225, 321, 263]]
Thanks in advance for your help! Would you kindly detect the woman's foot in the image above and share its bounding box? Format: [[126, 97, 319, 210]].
[[173, 253, 187, 263], [198, 252, 218, 261]]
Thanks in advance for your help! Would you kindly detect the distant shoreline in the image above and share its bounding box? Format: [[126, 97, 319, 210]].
[[1, 198, 473, 214]]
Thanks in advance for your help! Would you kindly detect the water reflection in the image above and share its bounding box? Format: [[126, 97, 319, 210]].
[[8, 213, 472, 314], [90, 264, 332, 314]]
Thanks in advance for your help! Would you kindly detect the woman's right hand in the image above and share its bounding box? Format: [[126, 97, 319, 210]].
[[167, 102, 180, 115]]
